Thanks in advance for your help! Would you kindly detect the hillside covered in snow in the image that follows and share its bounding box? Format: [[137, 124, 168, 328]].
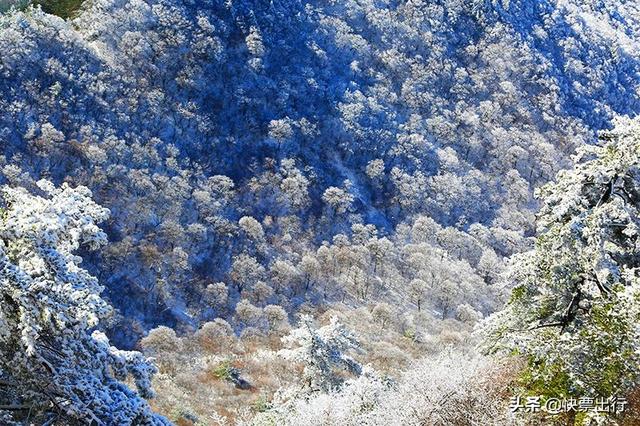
[[0, 0, 640, 424]]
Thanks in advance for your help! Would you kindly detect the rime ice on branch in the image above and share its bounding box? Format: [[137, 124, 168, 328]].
[[483, 116, 640, 406], [0, 180, 168, 425]]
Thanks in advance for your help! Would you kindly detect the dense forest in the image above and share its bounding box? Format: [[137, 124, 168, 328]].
[[0, 0, 639, 425]]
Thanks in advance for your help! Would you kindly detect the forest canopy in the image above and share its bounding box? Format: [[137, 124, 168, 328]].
[[0, 0, 639, 425]]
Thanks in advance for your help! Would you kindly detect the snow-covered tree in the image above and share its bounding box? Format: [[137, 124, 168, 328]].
[[230, 254, 265, 293], [322, 185, 354, 215], [239, 216, 265, 241], [0, 181, 168, 424], [278, 315, 362, 393], [250, 350, 517, 426], [3, 0, 640, 421], [483, 117, 640, 407]]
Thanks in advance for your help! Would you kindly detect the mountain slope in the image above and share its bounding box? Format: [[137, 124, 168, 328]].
[[0, 0, 639, 344]]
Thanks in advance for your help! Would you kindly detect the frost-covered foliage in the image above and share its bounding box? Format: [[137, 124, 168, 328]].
[[483, 117, 640, 407], [1, 0, 640, 423], [250, 350, 519, 426], [278, 315, 361, 393], [139, 302, 480, 424], [0, 181, 167, 424], [0, 0, 639, 341]]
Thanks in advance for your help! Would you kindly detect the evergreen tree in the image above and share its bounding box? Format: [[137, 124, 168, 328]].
[[483, 117, 640, 419], [0, 181, 167, 425]]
